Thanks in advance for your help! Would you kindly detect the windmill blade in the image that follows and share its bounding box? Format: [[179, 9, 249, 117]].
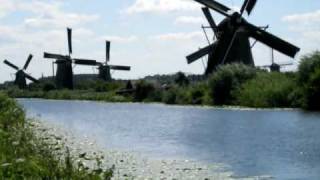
[[44, 52, 66, 60], [67, 28, 72, 55], [202, 7, 218, 37], [187, 43, 216, 64], [3, 60, 19, 70], [73, 59, 99, 66], [106, 41, 111, 62], [25, 73, 39, 83], [240, 0, 250, 14], [247, 23, 300, 58], [109, 65, 131, 71], [241, 0, 257, 15], [23, 54, 33, 70], [194, 0, 231, 17], [245, 0, 257, 15]]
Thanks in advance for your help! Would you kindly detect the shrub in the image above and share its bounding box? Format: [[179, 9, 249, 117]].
[[298, 51, 320, 110], [235, 72, 297, 108], [134, 80, 155, 102], [208, 63, 258, 105], [174, 72, 189, 86], [42, 82, 56, 92]]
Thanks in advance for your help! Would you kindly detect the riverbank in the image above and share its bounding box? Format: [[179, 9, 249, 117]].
[[0, 93, 113, 179], [32, 119, 239, 179]]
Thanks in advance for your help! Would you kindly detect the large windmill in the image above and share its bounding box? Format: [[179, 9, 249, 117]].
[[43, 28, 100, 89], [3, 54, 38, 89], [74, 41, 131, 81], [187, 0, 300, 75]]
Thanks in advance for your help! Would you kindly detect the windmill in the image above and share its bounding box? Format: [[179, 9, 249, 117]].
[[44, 28, 101, 89], [259, 49, 294, 72], [3, 54, 38, 89], [74, 41, 131, 81], [187, 0, 300, 75]]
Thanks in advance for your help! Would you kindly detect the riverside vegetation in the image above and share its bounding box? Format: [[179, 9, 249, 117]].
[[0, 93, 113, 179], [2, 51, 320, 111]]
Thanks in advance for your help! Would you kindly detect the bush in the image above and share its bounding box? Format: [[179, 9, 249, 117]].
[[297, 51, 320, 110], [235, 72, 297, 108], [175, 72, 189, 86], [134, 81, 155, 102], [208, 63, 258, 105], [42, 82, 56, 92]]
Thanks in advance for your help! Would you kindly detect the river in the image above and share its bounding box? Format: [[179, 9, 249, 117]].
[[18, 99, 320, 179]]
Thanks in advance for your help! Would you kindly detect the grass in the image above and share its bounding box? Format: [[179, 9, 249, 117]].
[[0, 93, 113, 179]]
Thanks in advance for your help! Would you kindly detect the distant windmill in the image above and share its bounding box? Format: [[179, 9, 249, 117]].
[[259, 49, 294, 72], [3, 54, 38, 89], [187, 0, 300, 75], [43, 28, 100, 89], [74, 41, 131, 81]]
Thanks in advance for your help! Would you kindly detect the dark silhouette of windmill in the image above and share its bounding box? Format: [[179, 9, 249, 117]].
[[259, 49, 294, 72], [3, 54, 38, 89], [74, 41, 131, 81], [44, 28, 101, 89], [187, 0, 300, 75]]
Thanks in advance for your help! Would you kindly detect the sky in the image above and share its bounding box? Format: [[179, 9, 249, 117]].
[[0, 0, 319, 83]]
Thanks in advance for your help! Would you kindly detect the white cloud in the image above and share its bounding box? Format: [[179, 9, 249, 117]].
[[124, 0, 199, 14], [0, 0, 15, 18], [101, 35, 139, 43], [151, 31, 203, 41], [175, 16, 204, 24], [21, 1, 99, 29], [282, 9, 320, 54], [282, 10, 320, 24]]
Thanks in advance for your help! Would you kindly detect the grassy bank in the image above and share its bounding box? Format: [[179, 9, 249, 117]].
[[0, 93, 113, 179]]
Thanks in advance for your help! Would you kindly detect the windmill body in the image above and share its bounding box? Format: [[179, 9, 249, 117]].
[[15, 70, 27, 89], [98, 65, 112, 81], [187, 0, 300, 75], [206, 17, 254, 75], [55, 58, 74, 89], [3, 54, 38, 89]]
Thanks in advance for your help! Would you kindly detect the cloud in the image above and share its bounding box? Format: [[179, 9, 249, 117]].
[[175, 16, 205, 24], [124, 0, 199, 14], [0, 0, 15, 18], [282, 9, 320, 54], [282, 10, 320, 24], [21, 1, 99, 29], [151, 31, 203, 41], [100, 35, 139, 43]]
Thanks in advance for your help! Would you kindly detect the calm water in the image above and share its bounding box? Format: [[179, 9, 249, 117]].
[[18, 99, 320, 179]]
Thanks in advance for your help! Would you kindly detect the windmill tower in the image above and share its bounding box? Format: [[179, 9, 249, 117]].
[[187, 0, 300, 75], [3, 54, 38, 89]]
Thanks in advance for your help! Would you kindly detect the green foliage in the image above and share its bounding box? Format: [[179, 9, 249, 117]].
[[174, 72, 189, 86], [208, 63, 258, 105], [134, 80, 155, 102], [235, 72, 298, 108], [0, 93, 113, 179], [297, 51, 320, 110], [42, 82, 56, 92]]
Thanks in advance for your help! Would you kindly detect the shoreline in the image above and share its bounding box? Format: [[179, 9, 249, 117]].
[[30, 119, 239, 179]]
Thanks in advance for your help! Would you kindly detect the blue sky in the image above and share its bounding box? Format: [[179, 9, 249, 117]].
[[0, 0, 319, 83]]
